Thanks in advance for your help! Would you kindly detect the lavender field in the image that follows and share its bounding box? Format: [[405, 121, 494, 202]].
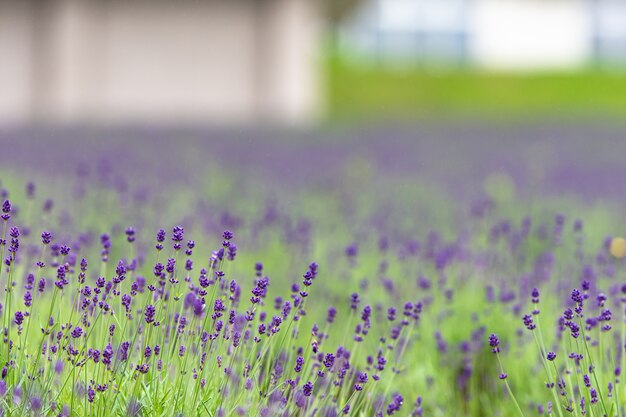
[[1, 123, 626, 417]]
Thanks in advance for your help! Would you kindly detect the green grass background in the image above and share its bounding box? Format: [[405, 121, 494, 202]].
[[325, 54, 626, 122]]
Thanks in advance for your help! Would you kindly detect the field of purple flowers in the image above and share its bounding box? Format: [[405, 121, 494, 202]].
[[1, 124, 626, 416]]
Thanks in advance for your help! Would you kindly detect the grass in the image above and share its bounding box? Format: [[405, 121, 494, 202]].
[[325, 54, 626, 122]]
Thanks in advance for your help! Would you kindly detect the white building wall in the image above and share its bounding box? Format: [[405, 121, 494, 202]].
[[0, 0, 321, 125], [102, 0, 258, 123], [255, 0, 321, 123], [469, 0, 592, 71], [0, 1, 35, 122]]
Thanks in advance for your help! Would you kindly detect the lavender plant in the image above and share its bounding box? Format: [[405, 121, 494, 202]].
[[0, 189, 423, 416], [2, 129, 626, 417]]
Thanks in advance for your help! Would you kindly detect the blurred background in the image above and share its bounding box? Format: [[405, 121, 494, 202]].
[[3, 0, 626, 205], [2, 0, 626, 125]]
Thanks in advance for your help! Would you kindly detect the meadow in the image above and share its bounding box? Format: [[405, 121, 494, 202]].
[[0, 126, 625, 416], [326, 55, 626, 122]]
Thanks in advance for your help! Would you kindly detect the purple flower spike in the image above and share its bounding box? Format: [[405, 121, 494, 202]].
[[488, 334, 500, 354]]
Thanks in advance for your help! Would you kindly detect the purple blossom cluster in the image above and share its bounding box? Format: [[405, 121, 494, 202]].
[[0, 187, 423, 416]]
